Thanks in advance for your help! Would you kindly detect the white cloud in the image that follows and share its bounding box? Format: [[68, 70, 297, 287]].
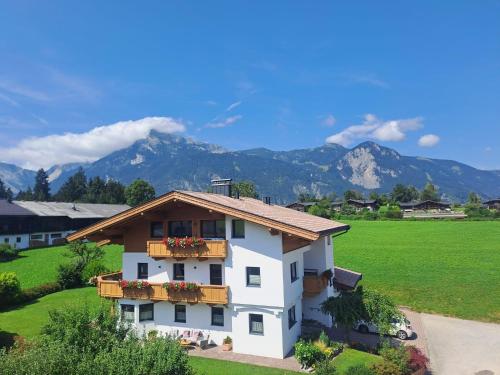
[[226, 101, 242, 112], [321, 114, 336, 127], [0, 117, 185, 170], [0, 92, 19, 107], [205, 115, 243, 129], [349, 74, 389, 88], [0, 79, 51, 101], [418, 134, 440, 147], [325, 114, 423, 146], [484, 146, 492, 152]]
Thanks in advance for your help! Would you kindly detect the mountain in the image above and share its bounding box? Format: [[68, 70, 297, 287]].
[[3, 131, 500, 202], [0, 162, 36, 193]]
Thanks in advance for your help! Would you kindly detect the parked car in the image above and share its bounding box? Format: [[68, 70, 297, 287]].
[[354, 316, 413, 340]]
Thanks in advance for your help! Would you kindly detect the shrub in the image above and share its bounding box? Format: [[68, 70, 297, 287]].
[[294, 339, 325, 368], [406, 346, 429, 371], [315, 359, 337, 375], [0, 244, 19, 261], [345, 364, 376, 375], [57, 261, 84, 289], [82, 260, 109, 282], [370, 360, 403, 375], [0, 272, 21, 306], [20, 282, 62, 303], [379, 344, 410, 374]]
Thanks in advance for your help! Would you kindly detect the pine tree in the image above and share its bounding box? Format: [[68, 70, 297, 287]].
[[103, 180, 126, 204], [33, 169, 50, 201], [16, 187, 34, 201], [84, 176, 106, 203], [54, 168, 87, 202], [0, 178, 7, 199]]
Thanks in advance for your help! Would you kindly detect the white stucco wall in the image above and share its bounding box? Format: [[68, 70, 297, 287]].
[[1, 234, 29, 249], [225, 216, 285, 308]]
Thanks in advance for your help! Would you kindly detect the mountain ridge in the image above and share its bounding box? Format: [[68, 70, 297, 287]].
[[2, 132, 499, 202]]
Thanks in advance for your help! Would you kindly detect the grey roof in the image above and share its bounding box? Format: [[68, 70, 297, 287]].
[[333, 266, 362, 289], [13, 201, 130, 219], [286, 201, 317, 207], [0, 199, 36, 216], [483, 198, 500, 204], [399, 200, 451, 208], [347, 199, 376, 205]]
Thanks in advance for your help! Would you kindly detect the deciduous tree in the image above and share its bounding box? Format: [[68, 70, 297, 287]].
[[125, 179, 155, 206]]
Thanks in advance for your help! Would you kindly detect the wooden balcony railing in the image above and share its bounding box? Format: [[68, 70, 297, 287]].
[[96, 272, 229, 305], [302, 270, 328, 297], [147, 240, 227, 259]]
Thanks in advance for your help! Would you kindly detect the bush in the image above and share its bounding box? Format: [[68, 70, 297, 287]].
[[379, 344, 410, 374], [379, 205, 403, 219], [0, 272, 21, 306], [370, 360, 403, 375], [345, 364, 376, 375], [294, 339, 326, 368], [0, 244, 19, 261], [407, 346, 429, 372], [82, 260, 109, 282], [315, 359, 337, 375], [57, 261, 84, 289], [19, 282, 62, 303], [0, 303, 194, 375]]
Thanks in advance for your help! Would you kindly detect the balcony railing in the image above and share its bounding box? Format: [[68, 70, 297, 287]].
[[96, 272, 229, 305], [147, 240, 227, 259], [302, 269, 328, 297]]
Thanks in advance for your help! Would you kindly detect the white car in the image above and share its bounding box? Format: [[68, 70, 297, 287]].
[[354, 317, 413, 340]]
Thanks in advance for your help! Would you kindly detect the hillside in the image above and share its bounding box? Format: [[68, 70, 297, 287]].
[[3, 131, 500, 202]]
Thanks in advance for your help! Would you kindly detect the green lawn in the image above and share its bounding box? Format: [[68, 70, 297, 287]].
[[335, 220, 500, 322], [190, 357, 299, 375], [0, 244, 123, 289], [0, 287, 99, 338], [333, 348, 382, 373]]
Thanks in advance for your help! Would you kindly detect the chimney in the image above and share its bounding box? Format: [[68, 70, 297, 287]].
[[263, 196, 272, 205], [211, 179, 232, 197]]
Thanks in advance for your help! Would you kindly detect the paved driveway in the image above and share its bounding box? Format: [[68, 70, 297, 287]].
[[421, 313, 500, 375]]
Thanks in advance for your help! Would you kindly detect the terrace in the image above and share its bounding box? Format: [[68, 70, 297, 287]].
[[96, 272, 229, 305]]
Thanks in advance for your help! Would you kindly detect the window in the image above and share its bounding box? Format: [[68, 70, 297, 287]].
[[168, 221, 192, 237], [137, 263, 148, 279], [4, 238, 8, 243], [16, 237, 21, 243], [249, 314, 264, 335], [175, 305, 186, 323], [201, 220, 226, 239], [211, 307, 224, 326], [288, 306, 297, 329], [50, 233, 62, 239], [31, 234, 42, 240], [232, 220, 245, 238], [173, 263, 185, 281], [150, 222, 164, 238], [246, 267, 261, 287], [290, 262, 298, 283], [139, 303, 154, 321], [210, 264, 223, 285], [121, 304, 134, 322]]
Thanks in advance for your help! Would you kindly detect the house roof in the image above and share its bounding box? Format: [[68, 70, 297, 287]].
[[333, 266, 362, 290], [13, 201, 130, 219], [399, 200, 451, 208], [286, 201, 317, 208], [0, 199, 36, 216], [347, 199, 376, 205], [483, 198, 500, 204], [67, 190, 349, 242]]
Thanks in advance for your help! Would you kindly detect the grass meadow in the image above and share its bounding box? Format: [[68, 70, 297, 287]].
[[335, 220, 500, 322]]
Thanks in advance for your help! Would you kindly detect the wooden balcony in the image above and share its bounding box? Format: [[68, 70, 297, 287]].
[[147, 240, 227, 260], [303, 272, 328, 297], [96, 272, 229, 305]]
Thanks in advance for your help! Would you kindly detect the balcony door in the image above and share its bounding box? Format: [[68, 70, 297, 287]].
[[209, 264, 222, 285]]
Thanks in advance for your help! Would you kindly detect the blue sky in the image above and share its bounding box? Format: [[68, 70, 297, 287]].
[[0, 1, 498, 170]]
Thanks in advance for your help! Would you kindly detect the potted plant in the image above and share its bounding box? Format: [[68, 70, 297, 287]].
[[222, 336, 232, 351]]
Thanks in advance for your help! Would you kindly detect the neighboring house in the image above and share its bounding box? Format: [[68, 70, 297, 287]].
[[483, 198, 500, 210], [346, 199, 378, 212], [0, 200, 130, 249], [285, 201, 317, 212], [67, 180, 356, 359], [399, 200, 451, 211]]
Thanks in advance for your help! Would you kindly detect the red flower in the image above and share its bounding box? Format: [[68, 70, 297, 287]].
[[180, 282, 186, 290], [120, 280, 128, 288]]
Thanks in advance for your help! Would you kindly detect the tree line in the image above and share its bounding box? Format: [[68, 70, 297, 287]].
[[10, 168, 156, 207]]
